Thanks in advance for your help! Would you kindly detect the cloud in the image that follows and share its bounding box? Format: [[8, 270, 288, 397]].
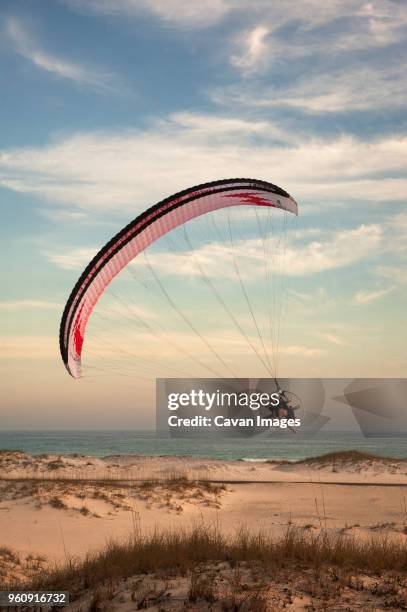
[[376, 265, 407, 284], [166, 111, 291, 142], [6, 17, 116, 91], [320, 333, 345, 346], [40, 209, 90, 222], [212, 61, 407, 113], [385, 211, 407, 251], [46, 241, 253, 277], [1, 114, 406, 212], [210, 1, 407, 112], [0, 336, 57, 360], [47, 223, 383, 278], [0, 327, 321, 370], [0, 300, 61, 311], [281, 345, 324, 357], [62, 0, 232, 27], [354, 286, 395, 304], [225, 0, 407, 77], [81, 327, 324, 368], [230, 25, 270, 75], [63, 0, 407, 45], [60, 0, 407, 119], [46, 247, 98, 270], [286, 287, 342, 318], [282, 224, 383, 276]]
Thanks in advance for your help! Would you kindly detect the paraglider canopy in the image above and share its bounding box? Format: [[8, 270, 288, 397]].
[[60, 178, 298, 378]]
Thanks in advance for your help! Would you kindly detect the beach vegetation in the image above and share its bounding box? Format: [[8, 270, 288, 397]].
[[4, 523, 403, 596]]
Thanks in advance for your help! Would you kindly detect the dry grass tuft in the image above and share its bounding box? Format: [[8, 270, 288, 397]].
[[295, 450, 400, 464], [5, 523, 403, 600], [265, 450, 404, 466], [48, 495, 67, 510], [188, 568, 216, 604], [0, 546, 20, 565]]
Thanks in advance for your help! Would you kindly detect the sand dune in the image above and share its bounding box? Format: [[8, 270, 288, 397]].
[[0, 450, 406, 563], [1, 450, 406, 609], [1, 449, 406, 484]]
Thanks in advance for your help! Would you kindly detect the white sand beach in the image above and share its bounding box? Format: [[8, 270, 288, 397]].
[[0, 450, 406, 563]]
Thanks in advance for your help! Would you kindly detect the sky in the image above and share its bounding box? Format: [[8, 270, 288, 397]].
[[0, 0, 406, 429]]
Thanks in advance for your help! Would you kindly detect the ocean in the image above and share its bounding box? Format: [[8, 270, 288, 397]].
[[0, 431, 406, 461]]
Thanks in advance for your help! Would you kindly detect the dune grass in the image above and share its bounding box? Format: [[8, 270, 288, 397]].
[[5, 523, 403, 600], [265, 450, 404, 465], [295, 450, 401, 464]]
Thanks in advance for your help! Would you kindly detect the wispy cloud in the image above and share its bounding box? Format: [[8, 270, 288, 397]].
[[47, 223, 383, 278], [198, 0, 407, 119], [230, 25, 270, 75], [226, 0, 407, 77], [0, 300, 61, 311], [0, 331, 322, 368], [213, 62, 407, 114], [385, 211, 407, 252], [40, 209, 89, 222], [1, 115, 406, 211], [354, 287, 395, 304], [0, 336, 57, 360], [63, 0, 407, 44], [320, 333, 345, 346], [6, 17, 117, 91], [281, 345, 324, 357], [62, 0, 232, 27], [166, 111, 292, 142], [47, 247, 98, 270], [281, 224, 383, 276], [376, 265, 407, 284]]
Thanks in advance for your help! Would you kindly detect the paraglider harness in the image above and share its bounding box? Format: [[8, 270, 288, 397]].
[[267, 379, 301, 427], [267, 388, 295, 420], [278, 390, 296, 420]]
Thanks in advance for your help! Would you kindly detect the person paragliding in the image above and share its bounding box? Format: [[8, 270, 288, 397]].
[[278, 389, 296, 420]]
